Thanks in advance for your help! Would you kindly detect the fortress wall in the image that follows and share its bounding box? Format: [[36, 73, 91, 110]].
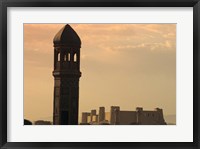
[[81, 107, 166, 125], [119, 111, 137, 125], [139, 111, 166, 125]]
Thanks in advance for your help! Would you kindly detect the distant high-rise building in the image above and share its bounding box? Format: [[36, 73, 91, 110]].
[[53, 24, 81, 125]]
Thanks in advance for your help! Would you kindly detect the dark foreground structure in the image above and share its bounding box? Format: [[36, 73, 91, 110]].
[[53, 24, 81, 125], [34, 120, 52, 125], [24, 119, 32, 125]]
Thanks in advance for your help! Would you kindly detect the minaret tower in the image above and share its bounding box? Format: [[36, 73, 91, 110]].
[[53, 24, 81, 125]]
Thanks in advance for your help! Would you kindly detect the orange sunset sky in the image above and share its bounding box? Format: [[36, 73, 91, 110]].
[[24, 24, 176, 123]]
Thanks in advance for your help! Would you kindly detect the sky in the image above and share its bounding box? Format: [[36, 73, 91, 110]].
[[24, 24, 176, 123]]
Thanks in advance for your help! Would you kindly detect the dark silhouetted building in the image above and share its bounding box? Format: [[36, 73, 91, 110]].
[[34, 120, 52, 125], [24, 119, 32, 125], [53, 24, 81, 125]]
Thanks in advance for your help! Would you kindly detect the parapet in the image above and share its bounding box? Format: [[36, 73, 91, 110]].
[[155, 108, 163, 112], [136, 107, 143, 111]]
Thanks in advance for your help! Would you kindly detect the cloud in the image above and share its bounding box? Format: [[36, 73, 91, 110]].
[[99, 40, 175, 53], [24, 24, 176, 54], [24, 23, 176, 70]]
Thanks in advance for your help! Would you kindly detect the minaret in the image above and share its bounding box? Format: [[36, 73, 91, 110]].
[[53, 24, 81, 125]]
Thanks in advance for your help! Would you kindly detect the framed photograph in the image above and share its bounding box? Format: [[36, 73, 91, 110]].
[[1, 0, 199, 148]]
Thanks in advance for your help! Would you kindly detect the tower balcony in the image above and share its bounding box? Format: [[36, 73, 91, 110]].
[[52, 70, 81, 78]]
